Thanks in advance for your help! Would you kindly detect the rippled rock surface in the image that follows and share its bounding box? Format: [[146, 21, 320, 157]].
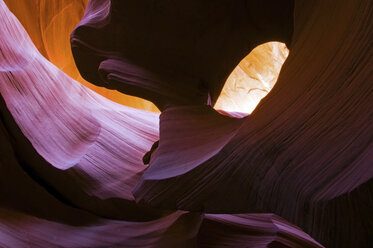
[[0, 0, 372, 247], [72, 0, 372, 247]]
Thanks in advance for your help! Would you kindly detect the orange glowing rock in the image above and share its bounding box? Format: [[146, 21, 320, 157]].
[[215, 42, 289, 114], [1, 0, 372, 247], [4, 0, 288, 114], [3, 0, 158, 112]]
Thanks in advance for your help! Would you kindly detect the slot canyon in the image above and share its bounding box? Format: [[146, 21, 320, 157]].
[[0, 0, 372, 247]]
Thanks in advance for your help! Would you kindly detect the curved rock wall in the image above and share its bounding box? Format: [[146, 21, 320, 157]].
[[3, 0, 158, 111], [0, 0, 372, 247], [0, 1, 324, 247], [3, 0, 290, 114], [72, 0, 372, 247], [131, 1, 373, 247], [71, 0, 294, 110]]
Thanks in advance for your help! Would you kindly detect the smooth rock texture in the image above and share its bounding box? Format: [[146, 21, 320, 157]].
[[4, 0, 289, 114], [131, 1, 373, 247], [71, 0, 294, 110], [3, 0, 158, 111], [70, 0, 372, 247], [215, 42, 289, 114], [0, 1, 326, 247]]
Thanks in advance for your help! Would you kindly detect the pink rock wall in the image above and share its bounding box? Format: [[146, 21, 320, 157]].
[[71, 0, 372, 247], [0, 0, 372, 247], [3, 0, 158, 111]]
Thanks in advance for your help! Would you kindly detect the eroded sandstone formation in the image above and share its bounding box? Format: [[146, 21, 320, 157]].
[[71, 0, 294, 111], [3, 0, 158, 111], [215, 42, 289, 114], [0, 0, 372, 247], [3, 0, 289, 115]]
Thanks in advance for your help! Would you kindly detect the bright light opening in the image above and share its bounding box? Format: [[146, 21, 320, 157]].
[[214, 42, 289, 115]]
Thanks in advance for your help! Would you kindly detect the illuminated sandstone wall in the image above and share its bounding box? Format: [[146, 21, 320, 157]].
[[4, 0, 288, 114], [0, 0, 372, 247], [0, 1, 323, 247], [71, 0, 372, 246], [215, 42, 289, 114], [3, 0, 158, 112]]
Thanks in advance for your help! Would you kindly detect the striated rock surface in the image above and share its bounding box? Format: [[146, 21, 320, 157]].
[[0, 1, 326, 247], [71, 0, 294, 111], [198, 214, 324, 248], [71, 0, 372, 247], [4, 0, 290, 115], [3, 0, 158, 111]]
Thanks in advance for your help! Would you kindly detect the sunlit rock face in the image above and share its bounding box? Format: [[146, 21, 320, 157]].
[[72, 0, 372, 247], [215, 42, 289, 114], [3, 0, 288, 114], [3, 0, 158, 112], [0, 0, 372, 248], [0, 1, 324, 247], [71, 0, 294, 111]]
